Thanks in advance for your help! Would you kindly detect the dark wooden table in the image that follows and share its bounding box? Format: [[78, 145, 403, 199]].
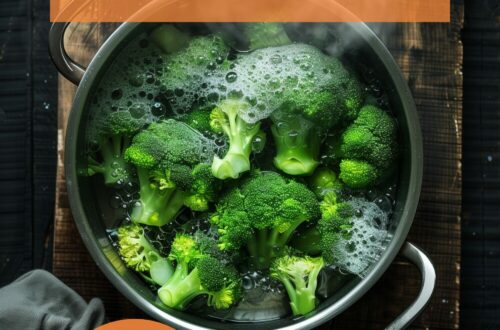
[[53, 2, 463, 328]]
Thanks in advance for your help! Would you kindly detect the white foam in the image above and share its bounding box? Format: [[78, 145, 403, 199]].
[[332, 197, 390, 277], [160, 43, 339, 123]]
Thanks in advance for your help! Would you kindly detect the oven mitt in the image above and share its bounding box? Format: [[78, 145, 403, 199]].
[[0, 269, 105, 330]]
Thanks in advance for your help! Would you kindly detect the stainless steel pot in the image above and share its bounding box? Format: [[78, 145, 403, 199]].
[[50, 21, 435, 330]]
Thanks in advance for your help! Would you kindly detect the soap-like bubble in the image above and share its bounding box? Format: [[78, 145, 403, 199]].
[[331, 198, 390, 277]]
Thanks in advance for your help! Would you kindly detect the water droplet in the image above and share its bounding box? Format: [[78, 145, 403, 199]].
[[111, 89, 123, 100], [270, 54, 282, 64], [225, 72, 237, 83]]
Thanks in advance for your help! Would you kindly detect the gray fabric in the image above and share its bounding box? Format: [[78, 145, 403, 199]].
[[0, 270, 105, 330]]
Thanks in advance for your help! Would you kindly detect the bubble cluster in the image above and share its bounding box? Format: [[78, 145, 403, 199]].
[[332, 197, 390, 277], [86, 34, 168, 139], [159, 43, 342, 124]]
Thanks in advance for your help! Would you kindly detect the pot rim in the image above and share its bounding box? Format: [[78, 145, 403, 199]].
[[64, 22, 423, 330]]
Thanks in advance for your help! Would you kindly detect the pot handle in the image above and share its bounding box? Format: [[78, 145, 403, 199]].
[[386, 242, 436, 329], [49, 23, 86, 85]]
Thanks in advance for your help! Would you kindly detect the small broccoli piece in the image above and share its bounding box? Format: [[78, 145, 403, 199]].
[[181, 106, 213, 136], [291, 191, 353, 264], [160, 34, 230, 92], [210, 171, 320, 269], [117, 223, 173, 286], [244, 23, 292, 50], [184, 163, 220, 211], [271, 254, 325, 316], [86, 111, 145, 186], [337, 105, 398, 189], [125, 119, 218, 226], [307, 167, 343, 198], [158, 234, 241, 310], [209, 99, 264, 179], [269, 48, 364, 176], [149, 25, 190, 54]]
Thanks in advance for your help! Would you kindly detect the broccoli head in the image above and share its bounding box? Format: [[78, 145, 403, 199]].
[[160, 34, 230, 95], [270, 254, 325, 316], [307, 167, 343, 198], [291, 191, 353, 264], [181, 105, 214, 136], [210, 171, 320, 269], [337, 105, 398, 188], [117, 223, 173, 286], [86, 110, 145, 186], [243, 23, 292, 50], [266, 46, 364, 176], [209, 99, 264, 179], [124, 119, 219, 226], [158, 233, 241, 310], [149, 25, 190, 54]]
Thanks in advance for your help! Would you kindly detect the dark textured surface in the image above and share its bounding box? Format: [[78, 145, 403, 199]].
[[0, 0, 57, 286], [461, 0, 500, 328]]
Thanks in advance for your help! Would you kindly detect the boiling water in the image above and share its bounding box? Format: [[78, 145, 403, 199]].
[[86, 24, 399, 322]]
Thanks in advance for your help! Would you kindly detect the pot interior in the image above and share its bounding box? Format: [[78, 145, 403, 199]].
[[68, 22, 420, 329]]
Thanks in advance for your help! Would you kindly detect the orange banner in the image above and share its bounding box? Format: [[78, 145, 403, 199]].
[[51, 0, 450, 23]]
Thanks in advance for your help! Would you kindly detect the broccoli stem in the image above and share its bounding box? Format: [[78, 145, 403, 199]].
[[249, 220, 306, 269], [211, 100, 261, 179], [91, 136, 130, 186], [275, 260, 322, 316], [131, 168, 187, 226], [288, 280, 318, 316], [158, 266, 204, 309], [289, 226, 322, 255], [271, 118, 320, 176]]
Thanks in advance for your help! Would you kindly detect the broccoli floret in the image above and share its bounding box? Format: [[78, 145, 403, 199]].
[[337, 105, 398, 188], [160, 34, 230, 92], [158, 234, 241, 310], [181, 106, 213, 136], [149, 25, 190, 54], [124, 119, 218, 226], [86, 111, 145, 186], [270, 254, 325, 316], [268, 48, 364, 176], [244, 23, 292, 50], [210, 171, 320, 269], [209, 99, 264, 179], [307, 167, 343, 198], [291, 191, 353, 264], [117, 223, 173, 286]]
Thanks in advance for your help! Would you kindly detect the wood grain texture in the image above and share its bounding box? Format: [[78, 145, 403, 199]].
[[53, 3, 463, 327], [53, 22, 145, 320]]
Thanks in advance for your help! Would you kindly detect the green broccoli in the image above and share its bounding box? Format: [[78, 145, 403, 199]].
[[307, 167, 343, 198], [117, 223, 173, 286], [149, 25, 190, 54], [336, 105, 398, 189], [124, 119, 219, 226], [158, 234, 241, 310], [210, 171, 320, 269], [86, 111, 145, 186], [244, 23, 292, 50], [181, 106, 213, 136], [209, 99, 264, 179], [255, 45, 364, 176], [291, 191, 353, 264], [271, 254, 325, 316], [160, 34, 230, 93]]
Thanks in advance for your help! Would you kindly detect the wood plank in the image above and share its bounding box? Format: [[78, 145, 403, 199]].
[[53, 5, 463, 326], [52, 22, 145, 320]]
